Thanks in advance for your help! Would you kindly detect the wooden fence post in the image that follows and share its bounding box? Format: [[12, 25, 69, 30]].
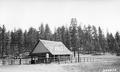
[[84, 57, 85, 62], [19, 58, 21, 65]]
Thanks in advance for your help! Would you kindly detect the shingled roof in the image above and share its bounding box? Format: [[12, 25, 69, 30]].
[[31, 39, 72, 55]]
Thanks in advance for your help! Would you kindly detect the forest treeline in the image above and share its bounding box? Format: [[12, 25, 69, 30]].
[[0, 18, 120, 58]]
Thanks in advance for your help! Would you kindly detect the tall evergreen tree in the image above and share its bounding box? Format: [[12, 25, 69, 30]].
[[107, 33, 117, 53], [69, 18, 78, 57], [52, 28, 57, 41], [92, 26, 99, 53], [4, 31, 11, 56], [0, 26, 2, 57], [77, 25, 84, 51], [60, 26, 66, 44], [17, 29, 24, 55], [23, 30, 28, 52], [10, 30, 20, 57], [56, 27, 62, 41], [115, 32, 120, 54], [39, 24, 45, 39], [1, 25, 6, 57], [44, 24, 51, 40], [98, 27, 106, 52], [83, 25, 93, 53], [64, 27, 71, 50], [27, 27, 39, 52]]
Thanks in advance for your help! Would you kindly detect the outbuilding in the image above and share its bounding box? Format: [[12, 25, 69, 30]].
[[29, 39, 72, 64]]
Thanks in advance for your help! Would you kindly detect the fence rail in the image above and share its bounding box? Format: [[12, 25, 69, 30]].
[[0, 57, 117, 65], [0, 58, 31, 65]]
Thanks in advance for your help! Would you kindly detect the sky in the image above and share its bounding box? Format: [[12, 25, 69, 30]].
[[0, 0, 120, 35]]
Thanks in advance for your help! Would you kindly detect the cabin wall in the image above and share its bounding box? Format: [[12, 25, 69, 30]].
[[30, 53, 71, 64]]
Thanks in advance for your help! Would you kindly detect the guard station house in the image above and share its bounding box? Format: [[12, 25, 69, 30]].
[[29, 39, 72, 64]]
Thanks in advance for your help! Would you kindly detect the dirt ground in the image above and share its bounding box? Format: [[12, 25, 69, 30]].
[[0, 54, 120, 72]]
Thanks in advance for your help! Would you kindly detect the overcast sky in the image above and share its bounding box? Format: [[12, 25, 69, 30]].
[[0, 0, 120, 34]]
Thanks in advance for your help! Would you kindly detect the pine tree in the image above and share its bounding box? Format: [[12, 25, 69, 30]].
[[64, 27, 71, 50], [56, 27, 62, 41], [39, 24, 45, 39], [83, 25, 93, 53], [61, 26, 66, 44], [115, 32, 120, 54], [0, 26, 2, 57], [10, 31, 15, 56], [69, 18, 78, 57], [91, 25, 99, 53], [17, 29, 24, 55], [98, 27, 106, 53], [4, 31, 11, 56], [107, 33, 117, 53], [27, 27, 39, 52], [52, 28, 57, 41], [1, 25, 6, 57], [77, 25, 84, 51], [23, 30, 28, 52], [44, 24, 51, 40]]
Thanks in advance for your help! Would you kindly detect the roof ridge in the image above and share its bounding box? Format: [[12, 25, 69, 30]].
[[39, 39, 61, 43]]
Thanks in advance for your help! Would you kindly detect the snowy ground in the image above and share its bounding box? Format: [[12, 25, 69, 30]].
[[0, 54, 120, 72]]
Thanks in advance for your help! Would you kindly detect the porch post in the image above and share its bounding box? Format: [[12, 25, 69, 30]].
[[58, 55, 60, 64], [54, 55, 55, 63], [46, 53, 49, 63]]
